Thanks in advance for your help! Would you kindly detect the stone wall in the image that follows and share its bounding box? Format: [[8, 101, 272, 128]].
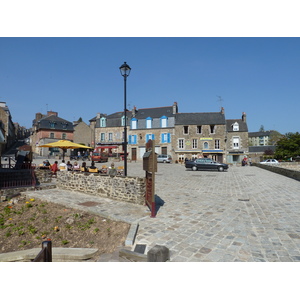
[[254, 163, 300, 181], [56, 172, 146, 205]]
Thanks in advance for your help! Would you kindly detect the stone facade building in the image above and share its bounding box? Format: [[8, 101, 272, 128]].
[[226, 112, 249, 164], [173, 108, 227, 162], [91, 102, 249, 164], [73, 121, 93, 147], [0, 102, 16, 151], [93, 102, 178, 160], [31, 111, 74, 156]]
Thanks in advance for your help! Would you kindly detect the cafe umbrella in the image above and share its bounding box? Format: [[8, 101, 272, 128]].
[[39, 140, 92, 160]]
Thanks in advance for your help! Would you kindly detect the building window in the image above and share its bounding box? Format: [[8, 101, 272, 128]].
[[129, 135, 137, 144], [192, 139, 198, 149], [146, 134, 155, 142], [100, 133, 105, 142], [183, 126, 189, 134], [50, 132, 54, 139], [49, 122, 56, 129], [215, 139, 220, 149], [131, 118, 137, 129], [62, 133, 66, 139], [100, 117, 106, 127], [178, 139, 184, 149], [233, 137, 240, 149], [210, 125, 215, 134], [108, 133, 113, 141], [197, 126, 202, 134], [161, 116, 168, 128], [161, 133, 171, 143], [62, 122, 68, 129], [146, 117, 152, 129], [203, 142, 209, 149], [233, 122, 239, 131]]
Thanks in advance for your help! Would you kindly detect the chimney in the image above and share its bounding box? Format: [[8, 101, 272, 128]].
[[35, 112, 43, 122], [96, 113, 101, 119], [242, 112, 247, 123], [173, 102, 178, 114], [47, 111, 58, 117], [132, 106, 137, 118], [221, 107, 225, 114]]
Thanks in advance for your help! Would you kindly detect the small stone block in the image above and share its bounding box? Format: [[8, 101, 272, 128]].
[[147, 245, 170, 262]]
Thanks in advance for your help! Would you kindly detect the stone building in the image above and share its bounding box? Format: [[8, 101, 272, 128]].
[[0, 102, 16, 151], [73, 120, 93, 147], [173, 108, 226, 162], [30, 111, 74, 156], [91, 103, 249, 163], [93, 102, 178, 160], [226, 112, 249, 164]]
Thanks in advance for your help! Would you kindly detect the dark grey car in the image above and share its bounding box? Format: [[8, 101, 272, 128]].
[[185, 158, 229, 172]]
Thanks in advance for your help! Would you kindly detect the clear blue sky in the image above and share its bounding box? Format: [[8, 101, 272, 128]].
[[1, 37, 300, 134]]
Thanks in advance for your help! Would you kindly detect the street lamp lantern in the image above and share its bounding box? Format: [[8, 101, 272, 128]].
[[119, 62, 131, 176], [119, 62, 131, 77]]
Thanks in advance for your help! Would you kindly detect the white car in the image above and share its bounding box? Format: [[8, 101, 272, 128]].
[[260, 159, 279, 165]]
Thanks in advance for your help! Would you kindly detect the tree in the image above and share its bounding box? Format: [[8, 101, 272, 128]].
[[77, 117, 83, 122], [274, 132, 300, 160], [268, 130, 283, 145]]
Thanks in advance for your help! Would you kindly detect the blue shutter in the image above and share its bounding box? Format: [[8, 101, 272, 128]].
[[128, 135, 132, 144], [161, 133, 165, 143], [152, 134, 155, 140], [167, 133, 171, 143], [133, 135, 137, 144]]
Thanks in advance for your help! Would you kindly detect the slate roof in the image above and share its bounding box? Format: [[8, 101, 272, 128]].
[[37, 115, 74, 131], [226, 119, 248, 132], [133, 106, 174, 119], [249, 145, 276, 153], [248, 131, 274, 137], [175, 112, 225, 125], [96, 106, 175, 128]]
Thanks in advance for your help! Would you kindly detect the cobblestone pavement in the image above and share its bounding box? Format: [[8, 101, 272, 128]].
[[27, 159, 300, 262]]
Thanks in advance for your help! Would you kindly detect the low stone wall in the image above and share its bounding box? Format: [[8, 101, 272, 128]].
[[254, 163, 300, 181], [56, 172, 146, 205]]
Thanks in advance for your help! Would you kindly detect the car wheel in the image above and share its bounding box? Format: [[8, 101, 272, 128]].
[[163, 160, 166, 163], [218, 166, 224, 172], [192, 166, 197, 171]]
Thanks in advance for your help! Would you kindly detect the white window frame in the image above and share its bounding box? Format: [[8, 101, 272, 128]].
[[233, 137, 240, 149], [192, 139, 198, 149], [178, 138, 184, 149]]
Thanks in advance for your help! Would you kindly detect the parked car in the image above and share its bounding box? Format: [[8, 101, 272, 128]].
[[185, 158, 229, 172], [157, 154, 172, 163], [260, 159, 279, 165]]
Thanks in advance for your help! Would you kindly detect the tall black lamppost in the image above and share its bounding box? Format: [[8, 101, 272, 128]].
[[119, 62, 131, 176]]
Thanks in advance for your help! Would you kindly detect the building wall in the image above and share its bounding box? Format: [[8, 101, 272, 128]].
[[173, 124, 226, 162], [73, 121, 92, 146]]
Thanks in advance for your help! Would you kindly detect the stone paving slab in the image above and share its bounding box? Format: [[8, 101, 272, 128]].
[[23, 160, 300, 261]]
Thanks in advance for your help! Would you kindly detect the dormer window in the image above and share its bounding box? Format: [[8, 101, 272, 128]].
[[146, 117, 152, 129], [161, 116, 168, 128], [100, 117, 106, 127], [49, 121, 56, 129], [233, 122, 239, 131], [61, 122, 68, 129], [131, 118, 137, 129]]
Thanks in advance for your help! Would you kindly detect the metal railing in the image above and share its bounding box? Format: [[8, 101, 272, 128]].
[[0, 163, 36, 189], [33, 240, 52, 262]]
